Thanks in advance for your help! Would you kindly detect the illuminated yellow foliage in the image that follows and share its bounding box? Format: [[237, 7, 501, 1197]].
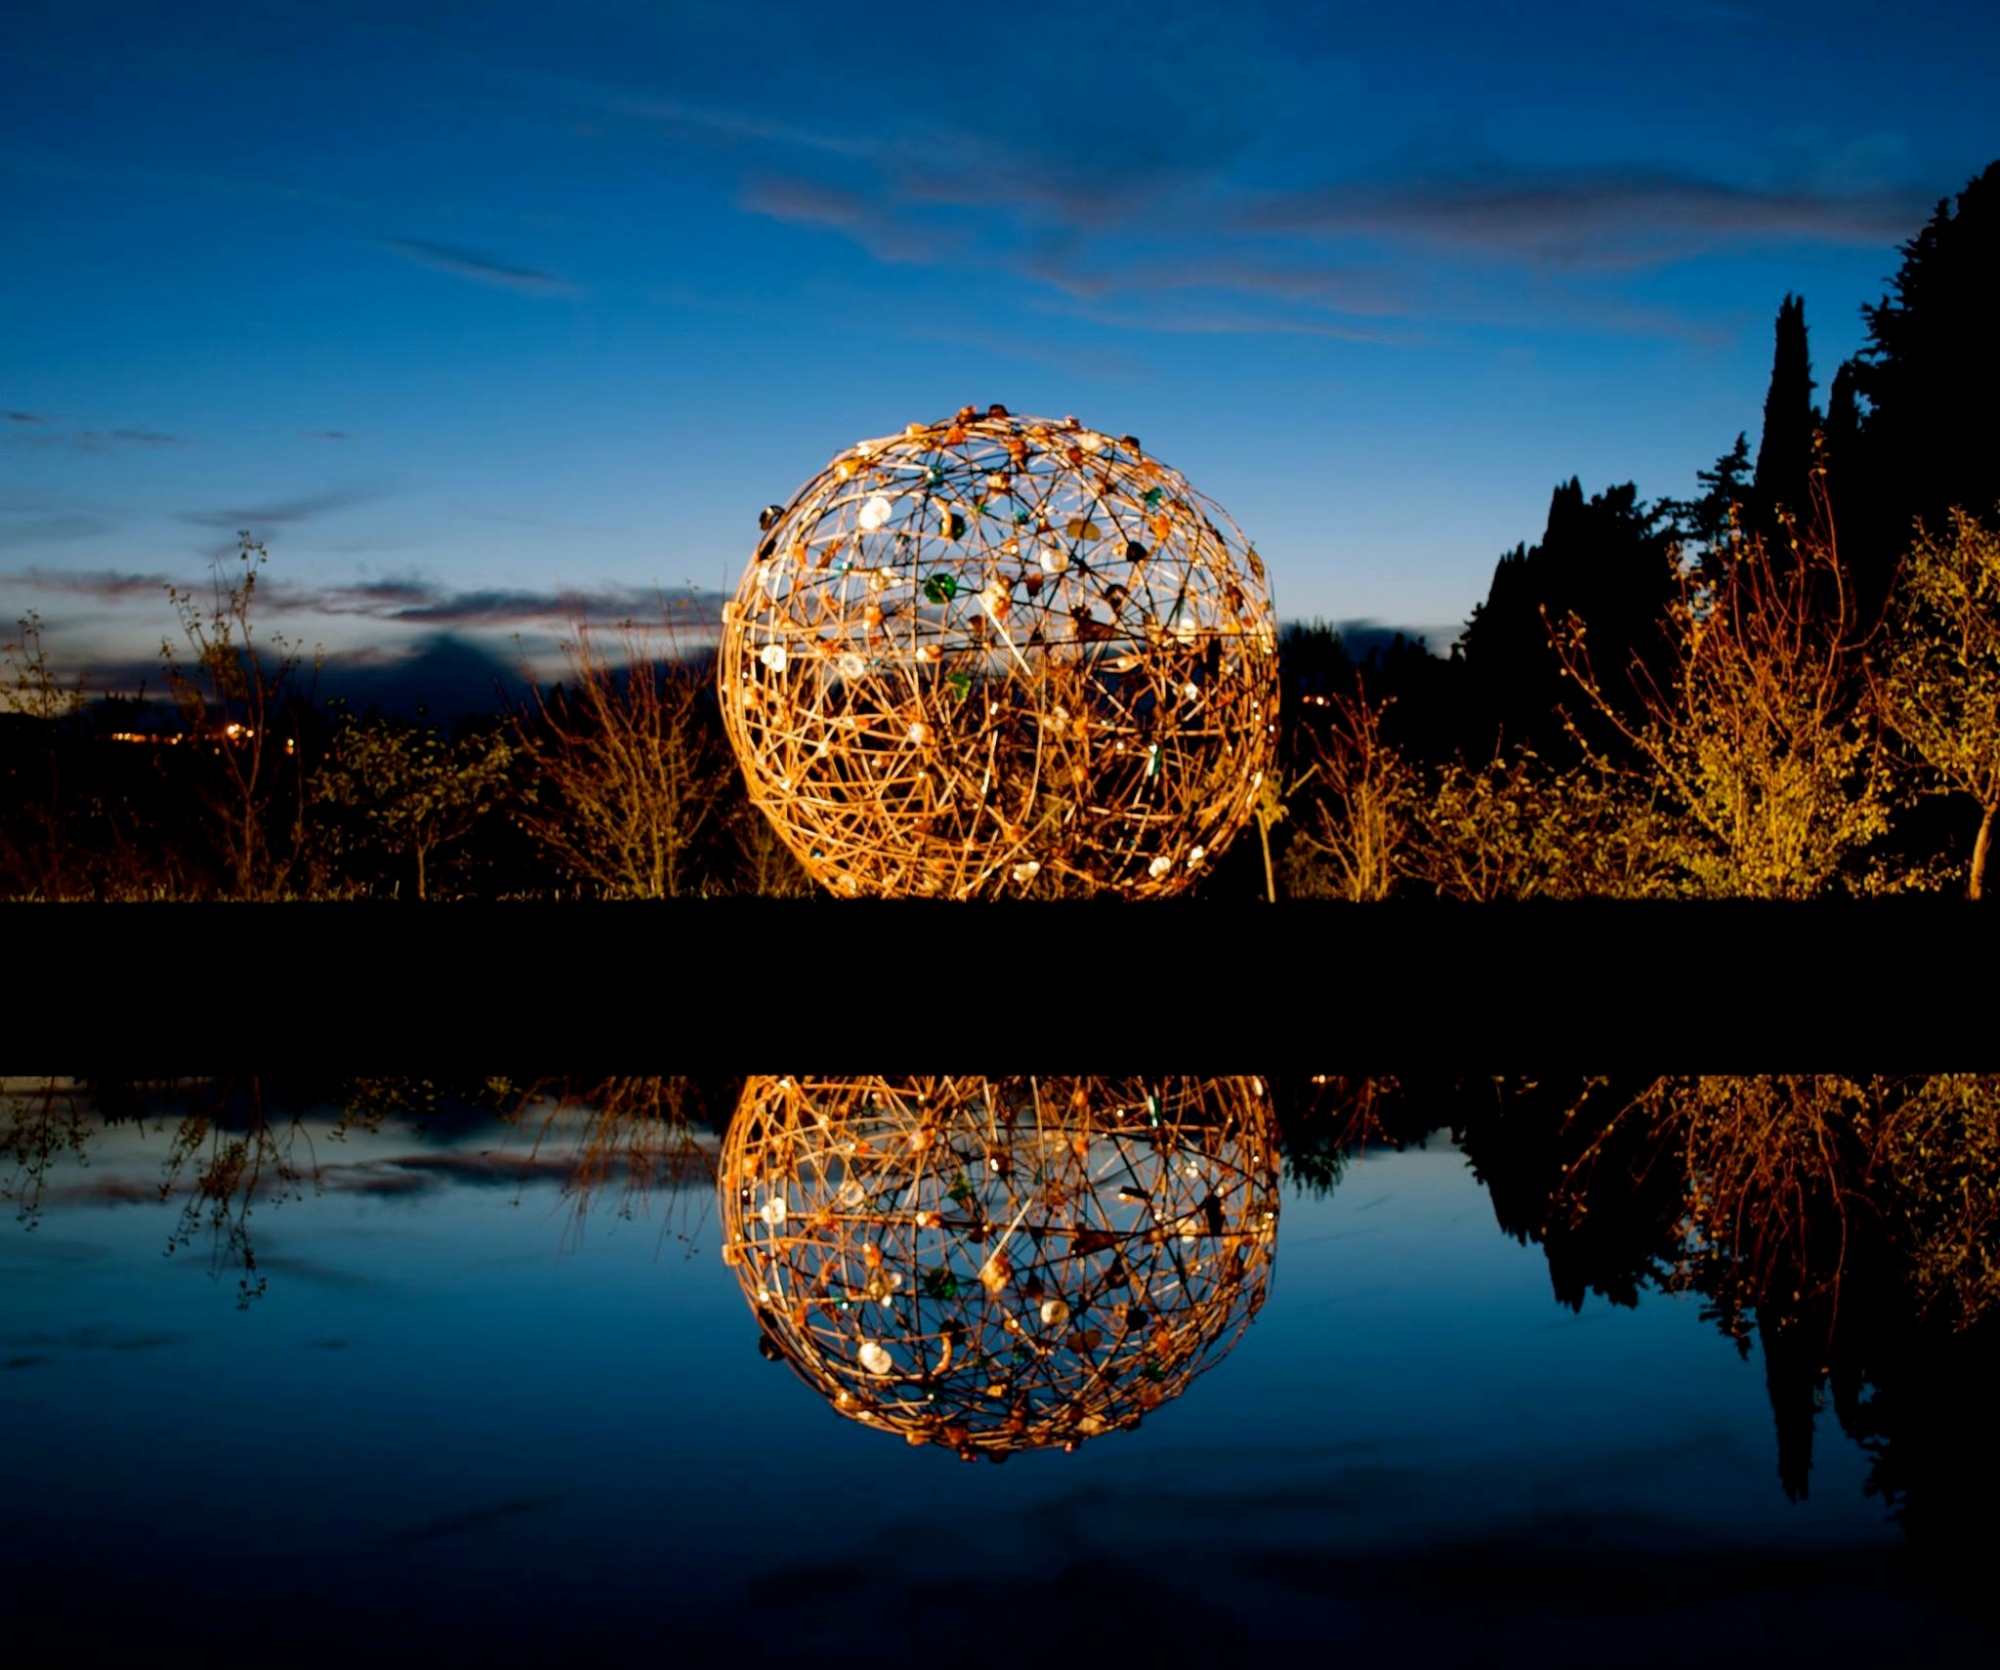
[[1551, 483, 1890, 898], [1884, 508, 2000, 898], [1288, 686, 1417, 901], [512, 617, 727, 899], [314, 715, 513, 900], [1409, 749, 1682, 900]]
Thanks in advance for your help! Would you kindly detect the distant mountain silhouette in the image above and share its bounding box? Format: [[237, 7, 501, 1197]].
[[316, 633, 527, 722]]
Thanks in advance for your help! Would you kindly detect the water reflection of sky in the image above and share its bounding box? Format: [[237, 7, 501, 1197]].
[[4, 1112, 1990, 1666]]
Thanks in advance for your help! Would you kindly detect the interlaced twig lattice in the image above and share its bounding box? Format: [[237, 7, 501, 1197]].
[[719, 1075, 1280, 1458], [719, 407, 1280, 897]]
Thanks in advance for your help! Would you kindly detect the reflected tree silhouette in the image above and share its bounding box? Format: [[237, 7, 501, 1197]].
[[3, 1076, 513, 1302], [1273, 1072, 1440, 1196], [513, 1074, 736, 1251], [1522, 1074, 2000, 1523], [5, 1076, 320, 1300], [1276, 1072, 2000, 1548], [2, 1075, 94, 1230]]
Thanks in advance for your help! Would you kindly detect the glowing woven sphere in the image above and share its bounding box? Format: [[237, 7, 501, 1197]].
[[719, 1075, 1280, 1458], [718, 406, 1280, 897]]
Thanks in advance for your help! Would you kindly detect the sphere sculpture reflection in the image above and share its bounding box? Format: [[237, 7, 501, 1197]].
[[719, 1075, 1280, 1458], [718, 406, 1280, 897]]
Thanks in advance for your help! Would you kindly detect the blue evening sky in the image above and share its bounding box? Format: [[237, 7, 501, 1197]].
[[4, 0, 1996, 692]]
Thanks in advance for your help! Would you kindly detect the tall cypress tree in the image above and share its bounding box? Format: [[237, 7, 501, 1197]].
[[1668, 297, 1819, 581], [1751, 293, 1818, 542]]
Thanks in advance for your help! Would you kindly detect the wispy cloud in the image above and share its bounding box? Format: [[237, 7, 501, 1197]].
[[530, 15, 1273, 234], [179, 484, 393, 531], [1042, 297, 1407, 345], [360, 580, 726, 633], [740, 166, 1411, 337], [0, 513, 118, 551], [3, 424, 187, 452], [518, 41, 1953, 343], [1238, 165, 1933, 270], [1605, 0, 1779, 26], [531, 77, 878, 163], [520, 51, 1262, 224], [5, 565, 179, 602], [0, 147, 564, 232], [300, 429, 350, 442], [739, 175, 962, 264], [1013, 245, 1415, 341], [1024, 254, 1407, 317], [76, 428, 183, 451], [387, 1498, 558, 1548], [379, 237, 580, 296]]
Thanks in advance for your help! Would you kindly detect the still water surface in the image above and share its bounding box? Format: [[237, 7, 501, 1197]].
[[3, 1077, 1993, 1666]]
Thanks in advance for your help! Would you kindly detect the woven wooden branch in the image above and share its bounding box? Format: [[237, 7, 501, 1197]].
[[719, 1075, 1280, 1458], [718, 407, 1281, 897]]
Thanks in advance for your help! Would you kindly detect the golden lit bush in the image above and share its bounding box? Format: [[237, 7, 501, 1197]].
[[1285, 684, 1417, 901], [512, 617, 727, 898], [1551, 482, 1891, 897], [1406, 749, 1681, 900], [1883, 507, 2000, 898]]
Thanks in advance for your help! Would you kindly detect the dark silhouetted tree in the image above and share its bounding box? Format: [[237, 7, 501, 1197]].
[[1668, 432, 1753, 575], [1751, 293, 1819, 544], [1823, 361, 1862, 483], [1456, 478, 1677, 759], [1839, 158, 2000, 610]]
